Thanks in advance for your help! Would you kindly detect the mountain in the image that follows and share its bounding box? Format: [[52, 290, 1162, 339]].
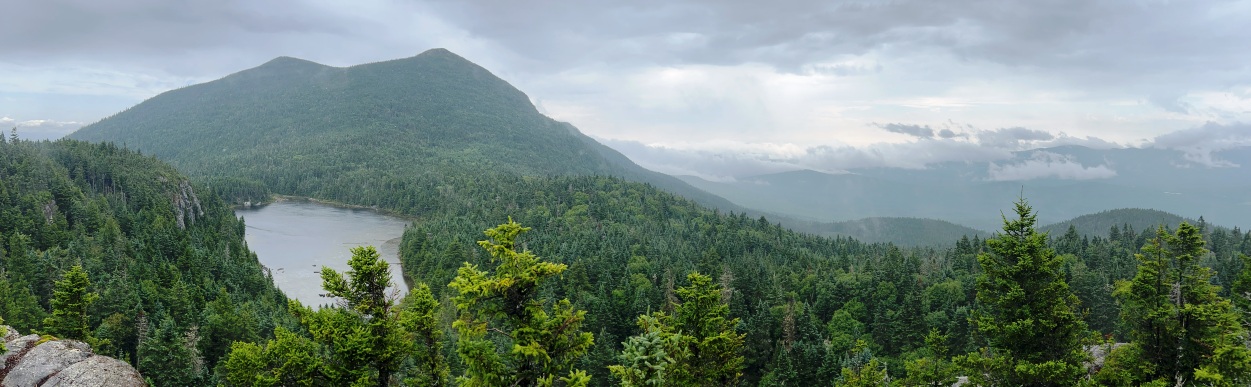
[[814, 217, 989, 247], [681, 146, 1251, 231], [69, 49, 736, 211], [1039, 208, 1191, 238]]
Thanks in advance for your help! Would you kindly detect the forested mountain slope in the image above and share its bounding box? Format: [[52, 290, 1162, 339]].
[[0, 138, 291, 385], [68, 49, 737, 211], [1039, 208, 1190, 237], [815, 217, 990, 247]]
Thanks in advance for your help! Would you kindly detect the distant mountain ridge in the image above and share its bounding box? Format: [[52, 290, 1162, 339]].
[[681, 145, 1251, 231], [1039, 208, 1192, 238], [70, 49, 737, 211], [816, 217, 989, 247]]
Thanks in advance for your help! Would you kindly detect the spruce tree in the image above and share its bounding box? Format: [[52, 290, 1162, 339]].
[[1110, 223, 1251, 385], [449, 219, 593, 386], [43, 265, 99, 342], [608, 315, 676, 387], [614, 272, 745, 386], [963, 198, 1090, 386]]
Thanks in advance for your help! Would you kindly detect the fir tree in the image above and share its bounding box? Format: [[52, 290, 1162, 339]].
[[964, 198, 1090, 386], [449, 219, 594, 386], [1109, 223, 1251, 385], [139, 316, 202, 386], [626, 272, 745, 386], [42, 265, 99, 342]]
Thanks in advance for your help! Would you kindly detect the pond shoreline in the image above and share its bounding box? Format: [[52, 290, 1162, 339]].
[[236, 200, 415, 305]]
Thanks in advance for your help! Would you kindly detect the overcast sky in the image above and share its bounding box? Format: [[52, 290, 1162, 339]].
[[3, 0, 1250, 179]]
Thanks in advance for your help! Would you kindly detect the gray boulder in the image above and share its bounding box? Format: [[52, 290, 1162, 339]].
[[0, 326, 145, 387]]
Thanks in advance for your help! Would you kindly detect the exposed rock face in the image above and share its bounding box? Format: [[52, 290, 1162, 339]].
[[1, 326, 144, 387], [172, 180, 204, 230]]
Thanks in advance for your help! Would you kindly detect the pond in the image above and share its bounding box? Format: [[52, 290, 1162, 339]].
[[236, 200, 411, 307]]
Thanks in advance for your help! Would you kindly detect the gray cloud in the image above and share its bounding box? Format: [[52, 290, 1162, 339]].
[[878, 123, 934, 138], [976, 127, 1055, 148], [1150, 122, 1251, 167], [603, 123, 1140, 180], [987, 151, 1117, 181], [598, 138, 809, 181], [604, 135, 1016, 179], [4, 0, 1250, 156], [420, 0, 1251, 90]]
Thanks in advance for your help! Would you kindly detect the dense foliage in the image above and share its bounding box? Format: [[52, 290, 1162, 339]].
[[0, 138, 291, 384]]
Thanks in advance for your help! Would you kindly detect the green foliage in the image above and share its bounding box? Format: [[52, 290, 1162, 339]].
[[42, 265, 99, 343], [223, 326, 322, 386], [139, 316, 202, 387], [1, 139, 290, 381], [836, 340, 891, 387], [900, 329, 957, 387], [449, 220, 593, 386], [398, 283, 449, 386], [608, 316, 676, 387], [1112, 223, 1251, 385], [967, 198, 1090, 386], [665, 272, 746, 386], [225, 246, 448, 387], [613, 272, 747, 386]]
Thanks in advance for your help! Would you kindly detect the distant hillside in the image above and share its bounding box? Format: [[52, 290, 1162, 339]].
[[70, 49, 736, 212], [814, 217, 989, 247], [681, 152, 1251, 231], [1039, 208, 1191, 238]]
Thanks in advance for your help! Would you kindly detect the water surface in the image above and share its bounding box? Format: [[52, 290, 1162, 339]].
[[236, 200, 411, 306]]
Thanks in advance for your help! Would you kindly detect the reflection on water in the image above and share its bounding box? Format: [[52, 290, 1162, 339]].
[[236, 200, 410, 307]]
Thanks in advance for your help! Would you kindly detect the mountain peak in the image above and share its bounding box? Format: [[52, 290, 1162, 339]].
[[256, 56, 328, 70]]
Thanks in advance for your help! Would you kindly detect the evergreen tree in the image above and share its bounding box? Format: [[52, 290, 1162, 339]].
[[398, 283, 449, 387], [964, 198, 1090, 386], [42, 265, 99, 343], [449, 219, 594, 386], [640, 272, 746, 386], [1109, 223, 1251, 385], [608, 315, 676, 386], [225, 246, 445, 387], [901, 329, 958, 387], [223, 326, 322, 386], [138, 316, 202, 386], [836, 340, 891, 387]]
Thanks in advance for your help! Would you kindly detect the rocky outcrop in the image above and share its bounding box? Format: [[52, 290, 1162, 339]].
[[172, 180, 204, 230], [0, 326, 144, 387]]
